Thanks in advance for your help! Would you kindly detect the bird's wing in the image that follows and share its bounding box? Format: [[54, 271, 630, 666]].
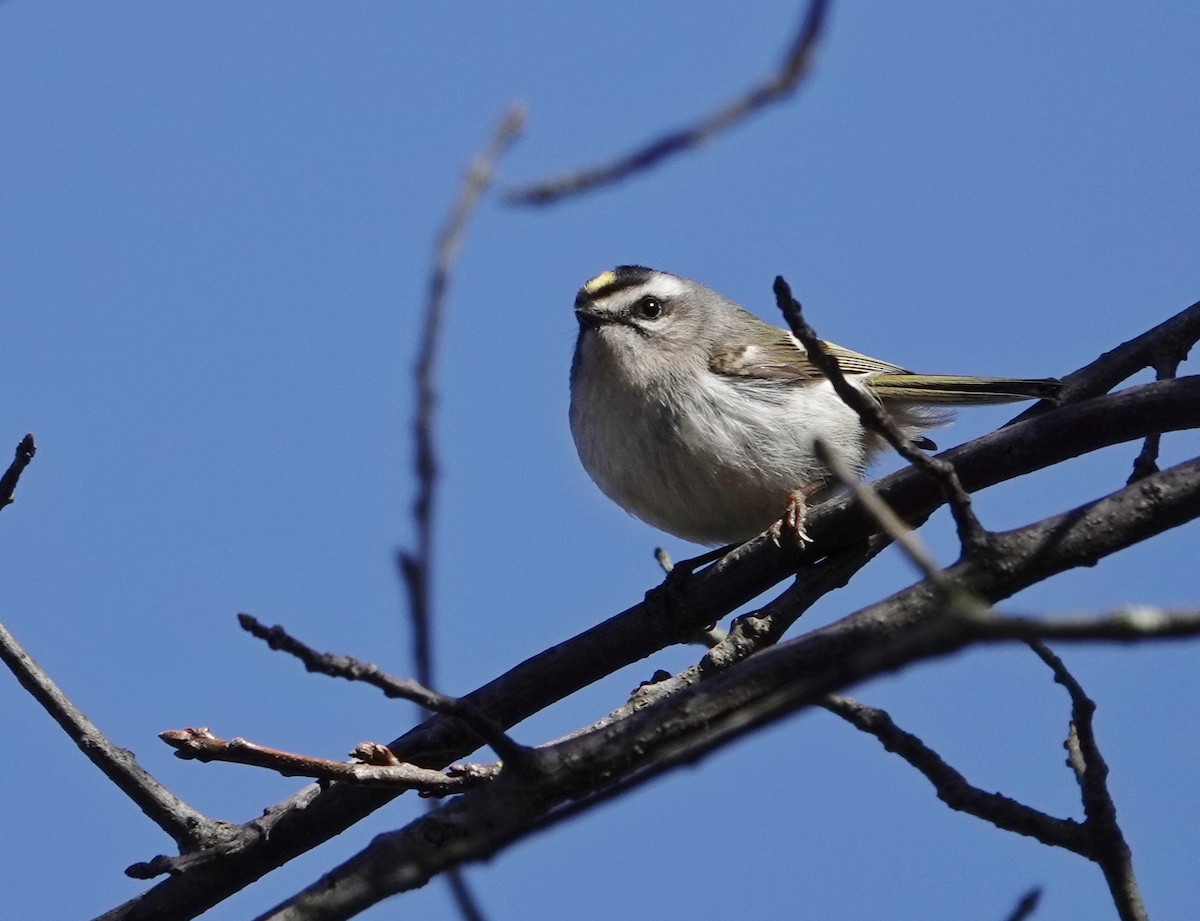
[[709, 331, 908, 382]]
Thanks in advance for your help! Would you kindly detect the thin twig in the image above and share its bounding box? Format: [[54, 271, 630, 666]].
[[811, 438, 993, 628], [563, 538, 889, 744], [821, 694, 1089, 853], [1027, 642, 1147, 921], [0, 620, 228, 852], [399, 107, 524, 921], [506, 0, 830, 205], [1017, 298, 1200, 419], [812, 438, 944, 582], [1001, 887, 1042, 921], [772, 275, 990, 553], [1128, 352, 1186, 483], [699, 536, 889, 673], [159, 727, 499, 793], [238, 614, 535, 769], [0, 433, 36, 511], [399, 104, 525, 695], [445, 872, 490, 921]]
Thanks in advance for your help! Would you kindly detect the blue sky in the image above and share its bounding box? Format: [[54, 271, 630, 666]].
[[2, 3, 1198, 919]]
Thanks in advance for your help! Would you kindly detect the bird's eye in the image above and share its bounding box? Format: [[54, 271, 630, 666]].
[[633, 295, 664, 320]]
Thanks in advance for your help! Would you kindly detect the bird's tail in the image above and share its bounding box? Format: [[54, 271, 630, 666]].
[[866, 374, 1060, 405]]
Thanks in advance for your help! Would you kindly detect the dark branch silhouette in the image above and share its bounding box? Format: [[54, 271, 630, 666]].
[[0, 432, 36, 511], [1001, 888, 1042, 921], [93, 302, 1200, 917], [774, 275, 993, 551], [821, 694, 1087, 851], [1028, 641, 1146, 921], [0, 621, 230, 856], [395, 104, 523, 921], [235, 614, 534, 769], [506, 0, 830, 205], [399, 105, 525, 693], [0, 13, 1190, 915], [258, 600, 1200, 919]]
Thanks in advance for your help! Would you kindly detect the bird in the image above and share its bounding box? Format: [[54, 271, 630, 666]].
[[569, 265, 1059, 546]]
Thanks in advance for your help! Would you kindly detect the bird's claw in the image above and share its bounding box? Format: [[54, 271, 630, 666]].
[[768, 487, 817, 549]]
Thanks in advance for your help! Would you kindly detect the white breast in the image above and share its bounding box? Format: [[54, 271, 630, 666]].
[[570, 336, 875, 544]]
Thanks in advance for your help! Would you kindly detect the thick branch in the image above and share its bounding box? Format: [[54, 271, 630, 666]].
[[256, 593, 1200, 920], [248, 455, 1200, 918], [99, 374, 1200, 920]]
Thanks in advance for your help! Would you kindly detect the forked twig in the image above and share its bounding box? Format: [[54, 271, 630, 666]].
[[238, 614, 535, 769], [1027, 641, 1146, 921], [1128, 350, 1188, 483], [812, 438, 944, 583], [821, 694, 1089, 853]]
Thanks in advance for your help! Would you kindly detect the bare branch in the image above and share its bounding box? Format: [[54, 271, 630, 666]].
[[700, 536, 890, 671], [445, 873, 490, 921], [813, 438, 946, 583], [398, 106, 523, 921], [159, 727, 499, 794], [399, 104, 525, 693], [102, 375, 1200, 919], [1027, 642, 1147, 921], [0, 432, 36, 511], [1128, 351, 1186, 484], [574, 538, 891, 739], [1013, 297, 1200, 420], [254, 601, 1200, 921], [237, 614, 535, 770], [506, 0, 830, 205], [821, 694, 1088, 853], [257, 448, 1200, 919], [0, 620, 229, 853]]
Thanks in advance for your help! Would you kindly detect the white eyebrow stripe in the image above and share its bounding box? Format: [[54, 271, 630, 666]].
[[596, 275, 687, 306], [645, 275, 687, 298]]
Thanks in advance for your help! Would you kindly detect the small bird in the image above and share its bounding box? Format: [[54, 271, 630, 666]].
[[569, 266, 1059, 546]]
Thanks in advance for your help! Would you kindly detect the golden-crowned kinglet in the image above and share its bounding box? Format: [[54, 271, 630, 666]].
[[569, 266, 1059, 545]]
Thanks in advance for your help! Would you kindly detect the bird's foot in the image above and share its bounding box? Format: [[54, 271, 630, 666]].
[[767, 484, 822, 549]]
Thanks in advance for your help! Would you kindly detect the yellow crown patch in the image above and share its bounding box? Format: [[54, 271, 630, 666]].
[[583, 270, 618, 296]]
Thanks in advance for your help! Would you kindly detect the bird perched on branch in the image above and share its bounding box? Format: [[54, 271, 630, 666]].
[[570, 265, 1059, 546]]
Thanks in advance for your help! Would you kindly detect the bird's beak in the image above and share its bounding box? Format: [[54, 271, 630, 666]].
[[574, 302, 608, 330]]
